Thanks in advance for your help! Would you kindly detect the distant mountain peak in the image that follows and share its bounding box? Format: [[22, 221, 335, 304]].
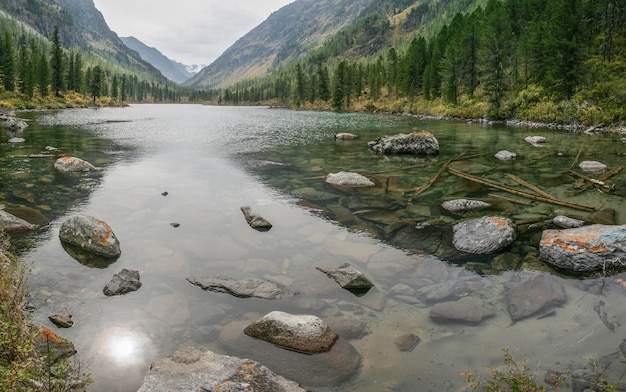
[[121, 36, 201, 84]]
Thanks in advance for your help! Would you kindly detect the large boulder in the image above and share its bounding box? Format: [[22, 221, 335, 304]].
[[505, 274, 566, 321], [53, 156, 97, 173], [186, 276, 297, 299], [0, 209, 36, 231], [0, 114, 28, 130], [244, 311, 338, 354], [103, 269, 142, 296], [368, 131, 439, 155], [540, 224, 626, 272], [325, 171, 374, 187], [316, 263, 374, 296], [452, 216, 517, 254], [138, 346, 306, 392], [59, 214, 121, 258]]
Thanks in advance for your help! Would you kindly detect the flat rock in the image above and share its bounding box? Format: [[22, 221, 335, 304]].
[[524, 136, 548, 145], [103, 269, 142, 296], [59, 214, 121, 258], [8, 137, 25, 143], [53, 156, 97, 173], [240, 206, 272, 231], [442, 199, 491, 214], [452, 216, 517, 254], [578, 160, 607, 172], [48, 314, 74, 328], [495, 150, 517, 160], [368, 131, 439, 155], [316, 263, 374, 296], [334, 132, 358, 140], [138, 346, 306, 392], [325, 171, 374, 187], [244, 311, 339, 354], [186, 276, 297, 299], [540, 224, 626, 272], [393, 333, 420, 352], [505, 274, 566, 321], [553, 215, 585, 229], [0, 209, 36, 231], [429, 297, 494, 325]]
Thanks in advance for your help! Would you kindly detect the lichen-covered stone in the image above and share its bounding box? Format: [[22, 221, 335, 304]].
[[54, 156, 97, 173], [59, 214, 121, 257], [368, 131, 439, 155], [452, 216, 517, 254]]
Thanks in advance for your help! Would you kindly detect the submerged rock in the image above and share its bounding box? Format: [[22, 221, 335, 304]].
[[495, 150, 517, 160], [240, 205, 273, 231], [0, 114, 28, 130], [0, 209, 36, 231], [316, 263, 374, 296], [524, 136, 548, 146], [244, 311, 339, 354], [8, 137, 25, 143], [368, 131, 439, 155], [54, 156, 97, 173], [334, 132, 359, 140], [393, 333, 420, 352], [186, 276, 297, 299], [452, 216, 517, 254], [553, 215, 585, 229], [325, 171, 374, 187], [429, 297, 494, 325], [138, 346, 306, 392], [442, 199, 491, 214], [540, 224, 626, 272], [578, 160, 607, 172], [59, 214, 121, 258], [505, 274, 566, 321], [103, 269, 141, 296]]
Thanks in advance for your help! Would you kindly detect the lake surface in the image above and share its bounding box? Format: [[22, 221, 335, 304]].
[[2, 105, 625, 391]]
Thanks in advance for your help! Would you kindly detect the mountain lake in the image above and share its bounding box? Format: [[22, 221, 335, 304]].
[[2, 104, 625, 391]]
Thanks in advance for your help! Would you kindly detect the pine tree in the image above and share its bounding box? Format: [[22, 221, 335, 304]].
[[1, 31, 16, 91], [50, 25, 64, 96]]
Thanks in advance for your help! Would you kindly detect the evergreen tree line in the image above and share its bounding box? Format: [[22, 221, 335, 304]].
[[213, 0, 626, 124], [0, 19, 183, 106]]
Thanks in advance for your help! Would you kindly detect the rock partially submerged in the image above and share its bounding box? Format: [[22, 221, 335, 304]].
[[368, 131, 439, 155], [540, 224, 626, 272], [59, 214, 121, 258], [495, 150, 517, 160], [442, 199, 491, 214], [429, 297, 495, 325], [316, 263, 374, 296], [53, 156, 97, 173], [578, 160, 607, 172], [334, 132, 358, 140], [0, 114, 28, 130], [241, 206, 273, 231], [186, 276, 297, 299], [325, 171, 374, 187], [524, 136, 548, 146], [138, 346, 306, 392], [553, 215, 585, 229], [8, 137, 25, 143], [452, 216, 517, 254], [244, 311, 338, 354], [48, 314, 74, 328], [0, 209, 36, 231], [505, 274, 566, 321], [103, 269, 141, 296], [34, 326, 77, 364]]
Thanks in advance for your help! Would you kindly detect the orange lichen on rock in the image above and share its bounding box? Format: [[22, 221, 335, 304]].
[[41, 326, 62, 343], [488, 216, 512, 229], [95, 219, 113, 246]]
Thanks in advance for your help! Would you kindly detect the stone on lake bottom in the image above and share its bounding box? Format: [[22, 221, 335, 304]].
[[524, 136, 548, 145], [442, 199, 491, 214], [103, 269, 142, 296], [495, 150, 517, 160], [429, 297, 494, 325], [244, 311, 339, 354], [316, 263, 374, 296], [186, 276, 297, 299], [334, 132, 358, 140], [393, 333, 420, 352], [578, 160, 607, 172], [452, 216, 517, 254], [552, 215, 585, 229], [505, 274, 566, 321], [325, 171, 375, 187]]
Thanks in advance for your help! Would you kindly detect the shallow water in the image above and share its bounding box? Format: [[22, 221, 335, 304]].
[[1, 105, 625, 391]]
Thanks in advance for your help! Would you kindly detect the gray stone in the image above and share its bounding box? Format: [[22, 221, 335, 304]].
[[59, 214, 121, 257], [429, 297, 493, 325], [495, 150, 517, 160], [0, 114, 28, 130], [540, 224, 626, 272], [240, 206, 272, 231], [524, 136, 548, 145], [323, 316, 370, 340], [316, 263, 374, 295], [103, 269, 141, 296], [368, 131, 439, 155], [393, 333, 420, 352], [53, 156, 97, 173], [0, 209, 36, 231], [325, 171, 374, 187], [138, 346, 305, 392], [452, 216, 517, 254], [334, 132, 358, 140], [442, 199, 491, 213], [8, 137, 25, 143], [553, 215, 585, 229], [578, 160, 607, 172], [244, 311, 339, 354], [186, 276, 297, 299], [505, 274, 566, 321]]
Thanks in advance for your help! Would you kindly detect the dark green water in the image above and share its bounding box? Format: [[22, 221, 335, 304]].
[[1, 105, 625, 391]]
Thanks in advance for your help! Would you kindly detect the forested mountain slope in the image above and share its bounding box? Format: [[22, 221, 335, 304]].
[[121, 36, 195, 84]]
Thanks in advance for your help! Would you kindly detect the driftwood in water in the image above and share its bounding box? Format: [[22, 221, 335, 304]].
[[570, 147, 583, 169], [487, 193, 533, 206], [407, 150, 467, 200], [448, 168, 595, 212], [570, 165, 623, 193], [506, 174, 556, 200]]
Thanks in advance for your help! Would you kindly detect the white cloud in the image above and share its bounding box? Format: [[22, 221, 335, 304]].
[[92, 0, 294, 65]]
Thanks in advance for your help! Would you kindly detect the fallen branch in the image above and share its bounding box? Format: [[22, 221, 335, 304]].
[[570, 147, 583, 169], [407, 150, 467, 200], [448, 168, 595, 212], [569, 165, 622, 193], [487, 193, 533, 206], [506, 174, 556, 199]]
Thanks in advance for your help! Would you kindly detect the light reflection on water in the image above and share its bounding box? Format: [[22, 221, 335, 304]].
[[4, 105, 625, 391]]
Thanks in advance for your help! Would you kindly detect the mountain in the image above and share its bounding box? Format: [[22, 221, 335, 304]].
[[185, 0, 376, 89], [0, 0, 164, 80], [121, 36, 200, 84]]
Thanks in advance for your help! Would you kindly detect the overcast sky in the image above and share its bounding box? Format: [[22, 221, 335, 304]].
[[92, 0, 295, 66]]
